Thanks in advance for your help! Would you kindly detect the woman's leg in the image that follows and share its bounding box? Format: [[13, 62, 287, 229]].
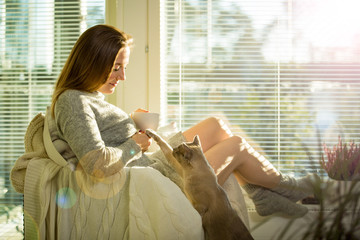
[[183, 117, 280, 187], [204, 136, 281, 187], [184, 117, 314, 203], [183, 117, 308, 217]]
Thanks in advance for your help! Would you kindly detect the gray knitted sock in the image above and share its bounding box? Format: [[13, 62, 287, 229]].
[[242, 184, 308, 217], [271, 174, 316, 202]]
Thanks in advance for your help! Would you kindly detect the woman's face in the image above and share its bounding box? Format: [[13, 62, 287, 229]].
[[97, 46, 130, 94]]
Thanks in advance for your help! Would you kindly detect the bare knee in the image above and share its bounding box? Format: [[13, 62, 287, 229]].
[[209, 135, 247, 160], [204, 116, 224, 127], [228, 135, 246, 145], [227, 135, 257, 158], [203, 117, 232, 137], [183, 116, 233, 151]]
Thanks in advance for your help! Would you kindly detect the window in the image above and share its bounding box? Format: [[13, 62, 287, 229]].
[[160, 0, 360, 176], [0, 0, 105, 238]]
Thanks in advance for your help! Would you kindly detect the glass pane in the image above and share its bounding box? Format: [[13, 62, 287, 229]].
[[161, 0, 360, 176], [0, 0, 105, 238]]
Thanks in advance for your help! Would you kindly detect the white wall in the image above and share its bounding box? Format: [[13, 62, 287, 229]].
[[105, 0, 160, 114]]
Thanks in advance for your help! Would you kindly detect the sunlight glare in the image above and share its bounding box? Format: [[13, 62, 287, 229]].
[[303, 0, 360, 47]]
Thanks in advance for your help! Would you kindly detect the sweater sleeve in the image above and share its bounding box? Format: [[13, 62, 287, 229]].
[[55, 91, 142, 177]]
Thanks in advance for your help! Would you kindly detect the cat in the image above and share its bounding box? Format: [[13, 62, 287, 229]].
[[145, 129, 253, 240]]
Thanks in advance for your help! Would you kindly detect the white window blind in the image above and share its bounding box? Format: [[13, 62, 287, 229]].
[[0, 0, 104, 238], [160, 0, 360, 176]]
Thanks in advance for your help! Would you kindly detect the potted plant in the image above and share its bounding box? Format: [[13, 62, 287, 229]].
[[321, 137, 360, 181], [274, 136, 360, 239]]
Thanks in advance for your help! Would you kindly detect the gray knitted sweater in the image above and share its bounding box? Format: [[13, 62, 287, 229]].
[[54, 90, 183, 189], [55, 89, 152, 177]]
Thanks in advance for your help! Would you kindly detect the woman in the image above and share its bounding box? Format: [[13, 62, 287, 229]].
[[51, 24, 314, 218]]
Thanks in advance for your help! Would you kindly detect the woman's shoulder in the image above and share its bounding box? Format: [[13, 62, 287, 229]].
[[59, 89, 87, 99], [55, 90, 88, 112], [56, 90, 107, 116], [58, 90, 103, 104]]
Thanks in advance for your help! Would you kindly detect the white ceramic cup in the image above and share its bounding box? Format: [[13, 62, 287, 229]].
[[132, 112, 160, 131]]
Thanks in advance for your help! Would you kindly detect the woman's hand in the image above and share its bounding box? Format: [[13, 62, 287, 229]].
[[131, 131, 152, 152]]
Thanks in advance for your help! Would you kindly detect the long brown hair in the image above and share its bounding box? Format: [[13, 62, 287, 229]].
[[51, 24, 133, 117]]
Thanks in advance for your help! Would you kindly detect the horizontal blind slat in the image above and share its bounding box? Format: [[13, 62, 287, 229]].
[[160, 0, 360, 179]]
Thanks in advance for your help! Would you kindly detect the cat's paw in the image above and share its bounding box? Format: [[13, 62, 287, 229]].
[[145, 129, 157, 139], [146, 129, 167, 146]]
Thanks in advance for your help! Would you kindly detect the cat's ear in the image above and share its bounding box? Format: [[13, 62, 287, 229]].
[[193, 135, 201, 146]]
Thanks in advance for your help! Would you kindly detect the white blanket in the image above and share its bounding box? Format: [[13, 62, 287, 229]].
[[129, 167, 204, 239], [12, 112, 204, 239]]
